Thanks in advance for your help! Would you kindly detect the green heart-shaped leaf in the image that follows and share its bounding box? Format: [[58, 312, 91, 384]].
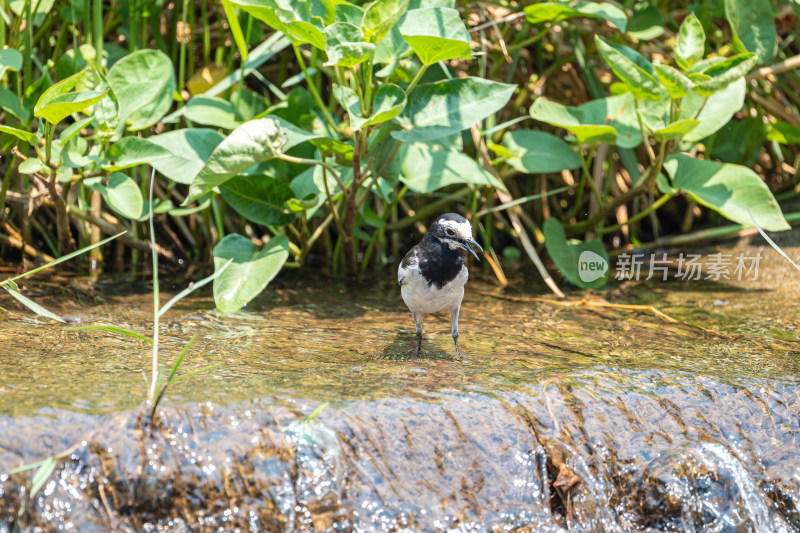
[[724, 0, 776, 64], [103, 136, 173, 171], [653, 63, 693, 99], [498, 130, 581, 173], [0, 48, 23, 79], [18, 158, 46, 174], [213, 234, 290, 313], [35, 69, 109, 125], [530, 93, 652, 148], [399, 143, 504, 193], [595, 36, 664, 101], [335, 3, 365, 25], [184, 95, 239, 129], [185, 118, 286, 203], [106, 49, 175, 131], [392, 77, 514, 143], [334, 83, 406, 130], [678, 77, 745, 142], [92, 172, 144, 220], [362, 0, 410, 43], [35, 89, 108, 125], [664, 154, 788, 231], [543, 218, 609, 289], [525, 2, 626, 31], [220, 174, 296, 226], [324, 22, 375, 67], [0, 87, 29, 122], [285, 20, 326, 50], [653, 119, 699, 142], [693, 52, 757, 97], [147, 128, 226, 184], [399, 7, 472, 65], [674, 13, 705, 71]]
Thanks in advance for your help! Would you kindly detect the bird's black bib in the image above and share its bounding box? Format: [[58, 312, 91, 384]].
[[402, 235, 466, 290]]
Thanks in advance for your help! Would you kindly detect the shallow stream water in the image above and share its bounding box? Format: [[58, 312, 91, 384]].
[[1, 236, 799, 531]]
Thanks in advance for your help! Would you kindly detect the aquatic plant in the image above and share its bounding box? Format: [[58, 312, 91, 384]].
[[67, 170, 231, 407], [0, 232, 122, 321], [0, 0, 796, 304]]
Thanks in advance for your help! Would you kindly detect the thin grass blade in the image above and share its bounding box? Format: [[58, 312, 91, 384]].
[[168, 334, 197, 383], [222, 0, 248, 61], [65, 325, 154, 344], [306, 402, 329, 422], [3, 286, 65, 322], [29, 457, 57, 496], [5, 232, 125, 283], [748, 209, 800, 272], [9, 457, 54, 474], [476, 186, 574, 217], [483, 116, 529, 136], [153, 366, 165, 403], [168, 363, 223, 387], [157, 259, 233, 318]]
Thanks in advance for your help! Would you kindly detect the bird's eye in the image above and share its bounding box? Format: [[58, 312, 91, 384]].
[[446, 229, 455, 236]]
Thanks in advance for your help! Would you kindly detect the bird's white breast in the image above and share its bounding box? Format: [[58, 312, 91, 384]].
[[399, 263, 468, 315]]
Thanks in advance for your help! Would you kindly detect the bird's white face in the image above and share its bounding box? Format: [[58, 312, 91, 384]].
[[438, 219, 474, 251]]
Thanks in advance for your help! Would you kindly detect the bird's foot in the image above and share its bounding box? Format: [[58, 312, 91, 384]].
[[453, 336, 461, 359]]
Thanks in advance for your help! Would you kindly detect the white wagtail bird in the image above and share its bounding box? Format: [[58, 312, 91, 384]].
[[398, 213, 483, 358]]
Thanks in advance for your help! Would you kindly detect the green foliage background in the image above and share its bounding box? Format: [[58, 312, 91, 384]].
[[1, 0, 799, 309]]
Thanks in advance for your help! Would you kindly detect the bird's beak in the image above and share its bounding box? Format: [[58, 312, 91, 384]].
[[460, 238, 483, 261]]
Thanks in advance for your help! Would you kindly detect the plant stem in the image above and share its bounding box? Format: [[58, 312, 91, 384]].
[[293, 45, 337, 130], [92, 0, 103, 68], [405, 63, 428, 93], [610, 211, 800, 256], [470, 125, 564, 297], [23, 0, 32, 87], [362, 57, 373, 115], [387, 188, 470, 230], [177, 0, 188, 96], [128, 0, 137, 50], [298, 212, 334, 264], [507, 28, 548, 52], [147, 168, 159, 404], [0, 0, 6, 50], [201, 0, 210, 64], [566, 167, 586, 220], [633, 98, 656, 162], [581, 150, 602, 203], [566, 141, 667, 234], [597, 193, 673, 235], [0, 156, 18, 222], [340, 135, 363, 276], [278, 154, 346, 191]]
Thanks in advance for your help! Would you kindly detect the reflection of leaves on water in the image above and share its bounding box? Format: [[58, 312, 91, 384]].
[[190, 310, 266, 340]]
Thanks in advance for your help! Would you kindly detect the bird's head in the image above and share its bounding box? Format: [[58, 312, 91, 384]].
[[429, 213, 483, 261]]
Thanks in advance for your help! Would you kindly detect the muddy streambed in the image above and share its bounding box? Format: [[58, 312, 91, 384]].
[[1, 237, 800, 531]]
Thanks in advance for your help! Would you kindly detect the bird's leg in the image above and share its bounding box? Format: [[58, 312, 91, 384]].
[[450, 306, 461, 359], [413, 312, 423, 356]]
